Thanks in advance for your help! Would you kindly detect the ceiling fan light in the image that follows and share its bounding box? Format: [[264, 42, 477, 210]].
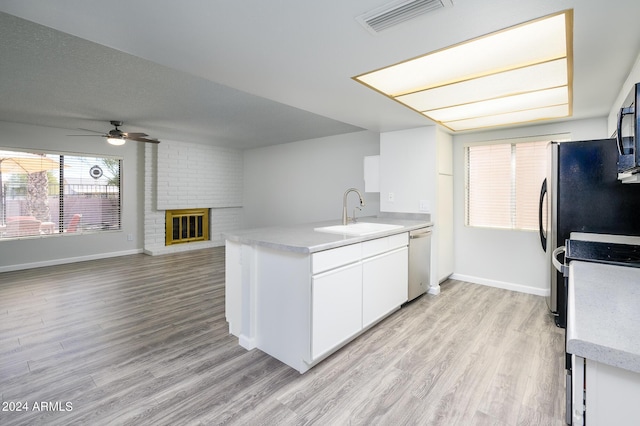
[[107, 137, 126, 146]]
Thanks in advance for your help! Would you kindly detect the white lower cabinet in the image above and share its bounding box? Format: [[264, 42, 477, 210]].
[[311, 262, 362, 360], [226, 232, 409, 373], [572, 355, 640, 425], [362, 247, 408, 328]]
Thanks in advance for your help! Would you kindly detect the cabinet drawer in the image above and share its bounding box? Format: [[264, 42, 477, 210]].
[[312, 243, 361, 274], [389, 232, 409, 250], [361, 232, 408, 258]]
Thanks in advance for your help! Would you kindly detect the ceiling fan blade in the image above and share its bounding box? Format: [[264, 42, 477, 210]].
[[126, 134, 160, 144], [78, 128, 106, 134], [70, 123, 160, 144]]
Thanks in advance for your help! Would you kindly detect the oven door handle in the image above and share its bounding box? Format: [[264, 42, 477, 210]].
[[552, 246, 566, 275]]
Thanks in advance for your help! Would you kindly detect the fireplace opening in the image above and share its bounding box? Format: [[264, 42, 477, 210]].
[[165, 209, 210, 245]]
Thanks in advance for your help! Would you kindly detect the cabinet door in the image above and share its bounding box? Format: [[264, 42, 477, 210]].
[[437, 173, 454, 281], [311, 262, 362, 360], [586, 358, 640, 425], [362, 247, 408, 328]]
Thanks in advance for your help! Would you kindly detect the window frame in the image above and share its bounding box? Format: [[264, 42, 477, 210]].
[[0, 146, 123, 240]]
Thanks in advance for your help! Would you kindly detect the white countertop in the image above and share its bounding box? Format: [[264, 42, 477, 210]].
[[223, 216, 432, 254], [567, 261, 640, 373]]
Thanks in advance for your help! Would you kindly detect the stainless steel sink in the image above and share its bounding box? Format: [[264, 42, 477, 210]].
[[314, 222, 403, 236]]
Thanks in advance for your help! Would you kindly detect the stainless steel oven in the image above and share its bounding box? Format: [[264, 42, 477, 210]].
[[556, 233, 640, 424]]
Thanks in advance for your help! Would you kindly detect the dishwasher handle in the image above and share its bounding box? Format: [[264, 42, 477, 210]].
[[410, 229, 432, 239]]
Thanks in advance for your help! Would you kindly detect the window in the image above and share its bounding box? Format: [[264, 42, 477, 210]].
[[465, 137, 559, 230], [0, 149, 121, 239]]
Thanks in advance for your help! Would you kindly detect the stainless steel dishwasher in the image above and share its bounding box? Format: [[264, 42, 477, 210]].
[[408, 227, 432, 301]]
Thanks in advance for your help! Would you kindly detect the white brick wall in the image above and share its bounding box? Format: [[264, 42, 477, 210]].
[[144, 141, 244, 255]]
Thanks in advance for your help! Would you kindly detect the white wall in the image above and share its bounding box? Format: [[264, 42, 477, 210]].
[[452, 118, 608, 295], [243, 130, 380, 228], [0, 121, 143, 272]]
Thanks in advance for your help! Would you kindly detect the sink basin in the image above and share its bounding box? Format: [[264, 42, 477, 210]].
[[314, 222, 404, 236]]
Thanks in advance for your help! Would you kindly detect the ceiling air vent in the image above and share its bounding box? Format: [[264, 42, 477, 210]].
[[356, 0, 453, 34]]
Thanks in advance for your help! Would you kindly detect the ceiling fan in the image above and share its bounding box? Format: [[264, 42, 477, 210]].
[[70, 121, 160, 145]]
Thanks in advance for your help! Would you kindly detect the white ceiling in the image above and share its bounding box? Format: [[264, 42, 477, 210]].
[[1, 0, 639, 149]]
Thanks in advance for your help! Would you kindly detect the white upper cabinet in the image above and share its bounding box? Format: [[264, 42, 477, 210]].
[[364, 155, 380, 192], [438, 129, 453, 175], [379, 125, 454, 287], [380, 127, 437, 214]]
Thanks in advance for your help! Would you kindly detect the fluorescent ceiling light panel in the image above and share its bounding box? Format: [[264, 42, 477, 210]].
[[446, 105, 568, 131], [353, 10, 573, 131], [396, 59, 568, 111], [446, 104, 569, 132], [425, 86, 569, 122]]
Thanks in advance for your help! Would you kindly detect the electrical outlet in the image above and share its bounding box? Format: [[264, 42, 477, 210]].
[[127, 233, 133, 241], [388, 192, 395, 202], [419, 200, 430, 212]]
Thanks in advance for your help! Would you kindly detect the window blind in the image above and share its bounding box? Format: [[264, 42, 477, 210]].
[[466, 143, 512, 228], [61, 155, 121, 233], [514, 141, 548, 230], [0, 148, 121, 239], [466, 139, 548, 231]]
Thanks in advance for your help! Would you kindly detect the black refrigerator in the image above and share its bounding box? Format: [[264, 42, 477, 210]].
[[539, 138, 640, 328]]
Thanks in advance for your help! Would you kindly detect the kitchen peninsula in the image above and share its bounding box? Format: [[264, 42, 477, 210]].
[[224, 217, 431, 373]]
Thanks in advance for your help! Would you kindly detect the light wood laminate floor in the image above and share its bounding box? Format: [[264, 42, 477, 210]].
[[0, 247, 565, 425]]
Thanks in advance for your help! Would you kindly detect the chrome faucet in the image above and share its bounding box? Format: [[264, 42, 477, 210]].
[[342, 188, 365, 225]]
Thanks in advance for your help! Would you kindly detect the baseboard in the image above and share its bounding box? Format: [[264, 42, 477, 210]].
[[427, 285, 441, 295], [0, 249, 144, 274], [449, 273, 549, 297], [239, 335, 256, 350], [144, 240, 224, 256]]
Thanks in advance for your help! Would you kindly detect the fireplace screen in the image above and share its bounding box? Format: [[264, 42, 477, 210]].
[[165, 209, 209, 245]]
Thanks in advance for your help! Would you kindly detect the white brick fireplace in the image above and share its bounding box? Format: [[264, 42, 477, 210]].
[[143, 140, 243, 255]]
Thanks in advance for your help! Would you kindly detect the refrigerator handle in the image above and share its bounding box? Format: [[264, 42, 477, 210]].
[[617, 106, 635, 155], [538, 178, 547, 252]]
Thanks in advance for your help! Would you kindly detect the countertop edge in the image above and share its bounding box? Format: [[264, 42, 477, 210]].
[[567, 339, 640, 374], [224, 218, 433, 254]]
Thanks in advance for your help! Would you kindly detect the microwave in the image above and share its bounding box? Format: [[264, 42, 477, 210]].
[[617, 82, 640, 172]]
